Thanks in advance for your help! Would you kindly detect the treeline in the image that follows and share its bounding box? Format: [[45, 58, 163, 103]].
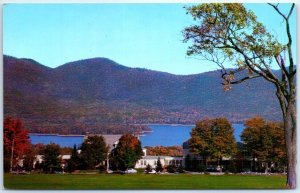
[[29, 123, 151, 135], [4, 117, 143, 173], [145, 146, 183, 156], [186, 116, 286, 173]]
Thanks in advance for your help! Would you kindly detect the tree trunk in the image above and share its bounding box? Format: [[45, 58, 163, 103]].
[[10, 139, 14, 173], [264, 162, 268, 174], [252, 156, 255, 172], [276, 85, 296, 189], [284, 107, 296, 189]]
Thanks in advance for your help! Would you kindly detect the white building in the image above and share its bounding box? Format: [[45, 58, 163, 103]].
[[135, 156, 183, 169], [135, 149, 183, 169], [32, 135, 186, 171], [33, 134, 122, 170]]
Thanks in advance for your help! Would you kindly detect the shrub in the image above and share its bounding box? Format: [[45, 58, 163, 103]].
[[196, 164, 206, 173], [167, 165, 176, 173], [177, 165, 185, 173], [145, 164, 153, 173]]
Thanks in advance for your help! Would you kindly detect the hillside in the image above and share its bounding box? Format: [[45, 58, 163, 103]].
[[4, 55, 281, 134]]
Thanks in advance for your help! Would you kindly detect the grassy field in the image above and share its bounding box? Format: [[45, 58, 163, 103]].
[[4, 173, 286, 190]]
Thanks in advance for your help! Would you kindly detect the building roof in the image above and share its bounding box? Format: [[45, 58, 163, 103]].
[[60, 155, 71, 160], [182, 140, 189, 149], [142, 156, 183, 160], [102, 134, 122, 151], [85, 134, 122, 151]]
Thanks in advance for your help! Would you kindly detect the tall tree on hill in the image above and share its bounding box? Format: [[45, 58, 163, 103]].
[[241, 116, 286, 173], [188, 118, 237, 169], [80, 136, 108, 170], [110, 134, 143, 171], [3, 117, 30, 172], [183, 3, 296, 188]]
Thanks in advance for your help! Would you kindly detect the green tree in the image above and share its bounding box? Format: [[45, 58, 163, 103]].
[[111, 134, 143, 171], [183, 3, 295, 188], [80, 136, 108, 170], [184, 154, 192, 171], [42, 143, 61, 173], [155, 157, 163, 173], [189, 118, 237, 170], [67, 145, 81, 172]]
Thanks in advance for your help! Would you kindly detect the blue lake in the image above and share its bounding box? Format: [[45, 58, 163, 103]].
[[140, 124, 244, 147], [29, 134, 85, 148], [29, 124, 244, 147]]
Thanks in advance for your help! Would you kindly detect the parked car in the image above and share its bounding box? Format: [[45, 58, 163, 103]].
[[124, 168, 137, 174], [206, 165, 218, 172], [145, 169, 156, 174], [206, 165, 223, 172]]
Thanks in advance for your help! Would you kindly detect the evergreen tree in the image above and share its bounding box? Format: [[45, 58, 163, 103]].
[[67, 145, 80, 172], [145, 164, 153, 173], [155, 157, 163, 173], [42, 143, 61, 173], [177, 165, 185, 173], [166, 165, 176, 173], [80, 136, 108, 170], [184, 154, 191, 171]]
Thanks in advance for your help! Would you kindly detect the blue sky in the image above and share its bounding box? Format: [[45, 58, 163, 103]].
[[3, 3, 296, 75]]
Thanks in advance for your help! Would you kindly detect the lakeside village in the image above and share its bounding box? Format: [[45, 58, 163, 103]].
[[7, 133, 244, 174], [5, 116, 287, 175]]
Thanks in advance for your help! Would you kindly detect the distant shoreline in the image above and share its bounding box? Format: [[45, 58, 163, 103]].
[[29, 133, 85, 137], [136, 123, 195, 126], [29, 123, 244, 136], [138, 123, 244, 126]]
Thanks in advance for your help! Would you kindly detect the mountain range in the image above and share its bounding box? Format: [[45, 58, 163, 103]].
[[4, 55, 281, 134]]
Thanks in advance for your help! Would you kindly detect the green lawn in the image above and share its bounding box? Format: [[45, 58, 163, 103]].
[[3, 173, 286, 190]]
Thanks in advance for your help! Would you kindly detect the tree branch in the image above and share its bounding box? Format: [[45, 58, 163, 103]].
[[221, 74, 261, 85], [287, 4, 295, 19], [275, 55, 289, 78], [268, 3, 295, 75], [268, 3, 287, 20]]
